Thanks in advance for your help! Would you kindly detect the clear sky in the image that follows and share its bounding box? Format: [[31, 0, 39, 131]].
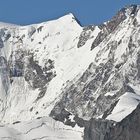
[[0, 0, 140, 26]]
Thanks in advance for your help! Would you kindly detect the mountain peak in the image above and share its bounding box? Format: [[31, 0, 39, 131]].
[[58, 13, 81, 26], [67, 13, 75, 18], [59, 13, 75, 19]]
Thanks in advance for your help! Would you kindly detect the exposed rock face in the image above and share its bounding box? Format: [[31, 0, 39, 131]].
[[84, 119, 115, 140], [91, 4, 137, 50], [104, 103, 140, 140], [84, 103, 140, 140], [78, 25, 95, 48]]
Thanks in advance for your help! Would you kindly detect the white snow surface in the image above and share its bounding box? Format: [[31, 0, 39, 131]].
[[0, 117, 83, 140], [107, 91, 140, 122]]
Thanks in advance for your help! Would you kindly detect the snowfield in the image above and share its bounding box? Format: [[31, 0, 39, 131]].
[[0, 117, 83, 140]]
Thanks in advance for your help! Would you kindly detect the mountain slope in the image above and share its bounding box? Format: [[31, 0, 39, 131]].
[[51, 5, 140, 123], [0, 4, 140, 140], [0, 13, 101, 123]]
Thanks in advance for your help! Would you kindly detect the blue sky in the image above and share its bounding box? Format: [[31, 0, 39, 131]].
[[0, 0, 140, 26]]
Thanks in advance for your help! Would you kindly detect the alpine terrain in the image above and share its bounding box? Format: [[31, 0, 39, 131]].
[[0, 4, 140, 140]]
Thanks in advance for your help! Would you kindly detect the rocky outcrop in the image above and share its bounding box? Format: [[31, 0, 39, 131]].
[[104, 103, 140, 140], [78, 25, 95, 48], [91, 5, 138, 50], [84, 119, 115, 140], [83, 103, 140, 140]]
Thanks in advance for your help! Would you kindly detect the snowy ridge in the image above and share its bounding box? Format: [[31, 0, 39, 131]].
[[0, 22, 19, 29]]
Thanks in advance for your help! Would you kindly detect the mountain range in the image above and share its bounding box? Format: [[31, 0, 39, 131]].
[[0, 4, 140, 140]]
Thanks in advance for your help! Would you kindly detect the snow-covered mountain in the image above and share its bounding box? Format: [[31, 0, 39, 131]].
[[0, 4, 140, 140]]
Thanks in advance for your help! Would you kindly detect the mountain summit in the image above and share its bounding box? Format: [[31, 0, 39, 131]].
[[0, 4, 140, 140]]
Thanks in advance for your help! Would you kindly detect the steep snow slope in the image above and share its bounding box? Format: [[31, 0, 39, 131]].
[[0, 13, 101, 124]]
